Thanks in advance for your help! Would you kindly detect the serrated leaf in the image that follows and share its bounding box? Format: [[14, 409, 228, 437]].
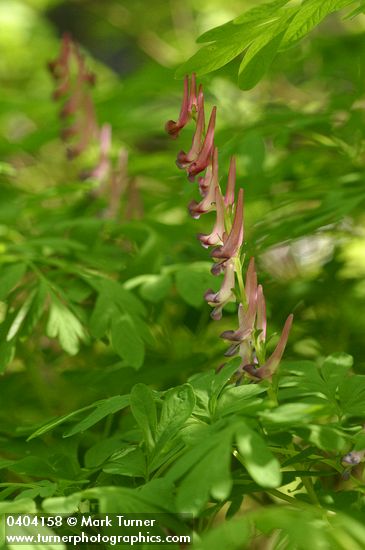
[[47, 297, 86, 355]]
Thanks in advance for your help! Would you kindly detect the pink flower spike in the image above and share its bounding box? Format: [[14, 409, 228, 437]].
[[187, 106, 216, 180], [224, 157, 236, 207], [257, 284, 267, 343], [212, 188, 244, 260], [165, 75, 190, 139], [198, 187, 226, 248]]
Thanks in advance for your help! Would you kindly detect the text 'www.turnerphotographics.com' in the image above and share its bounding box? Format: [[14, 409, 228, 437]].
[[3, 514, 193, 546]]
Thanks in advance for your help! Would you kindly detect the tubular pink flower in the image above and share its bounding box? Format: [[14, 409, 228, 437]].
[[176, 86, 205, 169], [212, 188, 244, 260], [224, 157, 236, 207], [198, 187, 226, 248], [204, 259, 236, 320], [243, 314, 293, 380], [187, 107, 216, 180], [165, 76, 190, 138]]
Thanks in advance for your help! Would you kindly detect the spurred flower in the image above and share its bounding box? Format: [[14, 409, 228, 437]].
[[165, 74, 198, 139], [204, 259, 236, 320], [220, 258, 257, 349], [197, 187, 226, 248], [243, 314, 293, 380]]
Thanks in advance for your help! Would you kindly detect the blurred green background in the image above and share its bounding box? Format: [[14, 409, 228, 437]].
[[1, 0, 365, 427]]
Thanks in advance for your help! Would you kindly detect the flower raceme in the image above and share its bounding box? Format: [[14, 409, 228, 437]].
[[166, 74, 293, 381], [49, 35, 133, 221]]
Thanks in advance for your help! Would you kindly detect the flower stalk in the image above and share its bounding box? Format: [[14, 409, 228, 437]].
[[166, 75, 293, 382]]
